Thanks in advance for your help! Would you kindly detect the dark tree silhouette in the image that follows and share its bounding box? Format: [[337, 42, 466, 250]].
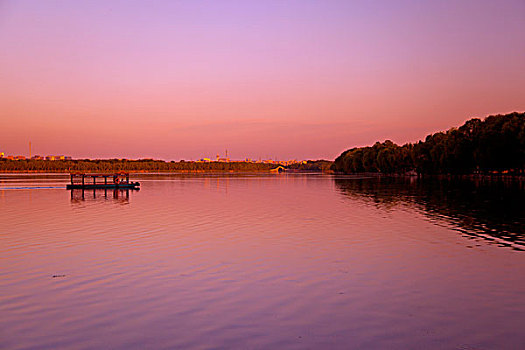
[[332, 112, 525, 175]]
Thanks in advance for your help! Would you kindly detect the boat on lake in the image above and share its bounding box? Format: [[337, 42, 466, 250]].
[[66, 172, 140, 190]]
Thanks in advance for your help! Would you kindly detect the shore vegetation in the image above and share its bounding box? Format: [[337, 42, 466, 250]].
[[0, 159, 277, 173], [332, 112, 525, 175]]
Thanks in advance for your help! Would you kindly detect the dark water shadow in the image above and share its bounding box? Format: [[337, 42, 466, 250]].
[[334, 176, 525, 251], [70, 188, 137, 205]]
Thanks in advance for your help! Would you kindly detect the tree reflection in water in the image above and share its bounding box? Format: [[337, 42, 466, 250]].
[[334, 176, 525, 251]]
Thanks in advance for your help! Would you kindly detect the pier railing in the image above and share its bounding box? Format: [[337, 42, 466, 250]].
[[70, 173, 130, 186]]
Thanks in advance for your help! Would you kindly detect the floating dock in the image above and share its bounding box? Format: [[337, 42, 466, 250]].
[[66, 173, 140, 190]]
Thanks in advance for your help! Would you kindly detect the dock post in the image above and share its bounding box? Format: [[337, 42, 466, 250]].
[[82, 174, 84, 187]]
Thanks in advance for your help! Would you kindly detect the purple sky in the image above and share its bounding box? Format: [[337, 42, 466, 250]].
[[1, 0, 524, 160]]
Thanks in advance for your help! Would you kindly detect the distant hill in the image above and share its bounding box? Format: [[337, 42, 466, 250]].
[[332, 112, 525, 175]]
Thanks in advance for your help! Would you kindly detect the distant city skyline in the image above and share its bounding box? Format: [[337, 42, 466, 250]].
[[1, 0, 524, 160], [0, 148, 303, 162]]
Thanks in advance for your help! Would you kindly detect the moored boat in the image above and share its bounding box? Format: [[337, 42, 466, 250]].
[[66, 172, 140, 189]]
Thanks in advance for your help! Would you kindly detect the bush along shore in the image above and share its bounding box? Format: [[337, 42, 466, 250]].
[[0, 159, 276, 173], [0, 159, 334, 173], [332, 112, 525, 176]]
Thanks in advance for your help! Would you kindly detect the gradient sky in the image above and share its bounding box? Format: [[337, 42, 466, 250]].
[[1, 0, 524, 160]]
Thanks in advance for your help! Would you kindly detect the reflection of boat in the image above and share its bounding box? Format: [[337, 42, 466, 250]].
[[66, 173, 140, 189], [70, 188, 132, 203]]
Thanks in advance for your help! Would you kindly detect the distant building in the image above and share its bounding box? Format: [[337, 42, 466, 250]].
[[14, 155, 26, 160], [31, 155, 43, 160], [42, 155, 71, 161]]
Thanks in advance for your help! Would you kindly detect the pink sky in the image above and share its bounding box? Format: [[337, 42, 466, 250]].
[[1, 0, 524, 160]]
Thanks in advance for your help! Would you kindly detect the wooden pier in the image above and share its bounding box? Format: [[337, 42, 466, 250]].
[[66, 173, 140, 190]]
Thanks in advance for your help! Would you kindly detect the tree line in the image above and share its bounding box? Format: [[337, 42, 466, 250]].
[[0, 159, 278, 173], [287, 160, 333, 172], [332, 112, 525, 175]]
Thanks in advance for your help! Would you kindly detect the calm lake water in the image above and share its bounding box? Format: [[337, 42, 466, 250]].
[[1, 173, 524, 349]]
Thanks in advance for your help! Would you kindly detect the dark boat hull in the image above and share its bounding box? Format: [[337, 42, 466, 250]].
[[66, 182, 140, 190]]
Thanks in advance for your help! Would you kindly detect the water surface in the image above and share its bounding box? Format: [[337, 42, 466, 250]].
[[1, 174, 524, 349]]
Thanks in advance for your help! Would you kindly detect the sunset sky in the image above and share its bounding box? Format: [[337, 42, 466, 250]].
[[1, 0, 524, 160]]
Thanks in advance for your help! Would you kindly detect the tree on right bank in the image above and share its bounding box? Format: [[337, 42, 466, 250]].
[[332, 112, 525, 175]]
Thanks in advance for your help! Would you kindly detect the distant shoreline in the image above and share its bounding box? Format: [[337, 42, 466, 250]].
[[0, 169, 282, 173], [1, 171, 522, 180], [0, 159, 333, 173]]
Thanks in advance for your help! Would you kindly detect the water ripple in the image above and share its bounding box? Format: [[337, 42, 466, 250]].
[[1, 174, 524, 349]]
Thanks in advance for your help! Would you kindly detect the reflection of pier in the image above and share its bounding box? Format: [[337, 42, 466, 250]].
[[70, 188, 137, 203]]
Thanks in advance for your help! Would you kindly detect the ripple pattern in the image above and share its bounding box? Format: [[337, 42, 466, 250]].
[[1, 174, 524, 349]]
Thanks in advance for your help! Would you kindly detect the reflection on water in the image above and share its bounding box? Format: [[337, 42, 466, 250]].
[[334, 176, 525, 251], [1, 174, 524, 349], [0, 173, 67, 189], [70, 188, 136, 204]]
